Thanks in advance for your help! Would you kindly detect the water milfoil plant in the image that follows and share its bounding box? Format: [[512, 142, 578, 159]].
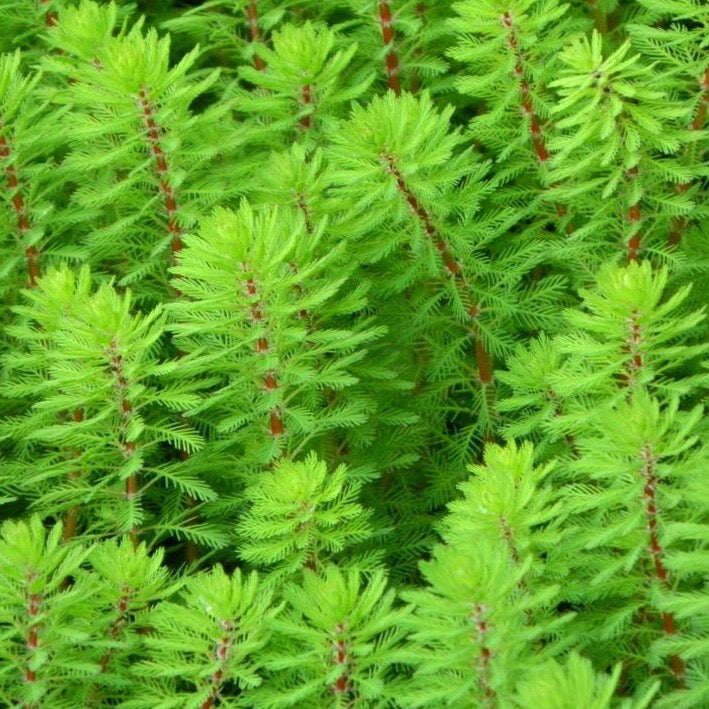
[[0, 0, 707, 706]]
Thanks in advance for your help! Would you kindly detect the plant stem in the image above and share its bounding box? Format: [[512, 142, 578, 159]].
[[382, 153, 494, 390], [62, 408, 85, 543], [627, 167, 642, 262], [587, 0, 607, 33], [639, 445, 685, 686], [40, 0, 58, 27], [330, 622, 354, 700], [137, 87, 183, 261], [300, 83, 312, 129], [0, 123, 40, 286], [107, 341, 140, 546], [246, 1, 266, 71], [23, 575, 41, 708], [200, 619, 234, 709], [241, 264, 284, 440], [472, 603, 495, 706], [501, 13, 575, 234], [378, 1, 401, 94]]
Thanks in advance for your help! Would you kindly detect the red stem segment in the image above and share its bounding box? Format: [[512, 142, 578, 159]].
[[295, 193, 314, 236], [25, 580, 41, 694], [619, 309, 644, 387], [300, 83, 312, 129], [138, 83, 197, 554], [330, 622, 354, 699], [382, 153, 494, 387], [472, 603, 495, 705], [0, 124, 40, 286], [289, 260, 310, 320], [501, 13, 575, 235], [200, 619, 235, 709], [639, 445, 685, 686], [500, 516, 519, 565], [241, 263, 284, 438], [137, 88, 183, 260], [502, 13, 548, 164], [619, 318, 685, 684], [40, 0, 58, 27], [587, 0, 608, 33], [246, 1, 266, 71], [107, 340, 139, 546], [98, 584, 132, 673], [378, 2, 401, 95]]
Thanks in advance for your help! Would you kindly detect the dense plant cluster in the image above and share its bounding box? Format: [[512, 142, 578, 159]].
[[0, 0, 707, 706]]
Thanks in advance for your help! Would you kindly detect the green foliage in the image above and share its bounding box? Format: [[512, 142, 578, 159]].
[[40, 0, 239, 301], [399, 441, 570, 707], [168, 203, 384, 475], [0, 517, 93, 707], [0, 0, 707, 706], [128, 565, 275, 708], [254, 565, 405, 707], [233, 20, 370, 149], [449, 0, 578, 167], [236, 452, 377, 578], [1, 265, 213, 545], [0, 49, 68, 322], [512, 653, 658, 709]]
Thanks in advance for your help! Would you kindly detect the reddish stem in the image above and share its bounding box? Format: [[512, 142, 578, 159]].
[[502, 14, 548, 164], [618, 309, 643, 387], [627, 233, 641, 263], [107, 341, 139, 545], [0, 125, 40, 286], [501, 14, 574, 234], [472, 604, 495, 705], [473, 331, 494, 387], [330, 622, 354, 699], [383, 155, 459, 275], [627, 167, 642, 262], [500, 516, 519, 565], [137, 88, 183, 260], [41, 0, 58, 27], [378, 2, 401, 94], [382, 154, 494, 387], [300, 83, 312, 129], [201, 619, 234, 709], [246, 1, 266, 71], [23, 579, 41, 707], [639, 446, 685, 686], [290, 260, 311, 321], [97, 584, 132, 673], [295, 194, 314, 236], [691, 64, 709, 132], [241, 264, 284, 438]]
